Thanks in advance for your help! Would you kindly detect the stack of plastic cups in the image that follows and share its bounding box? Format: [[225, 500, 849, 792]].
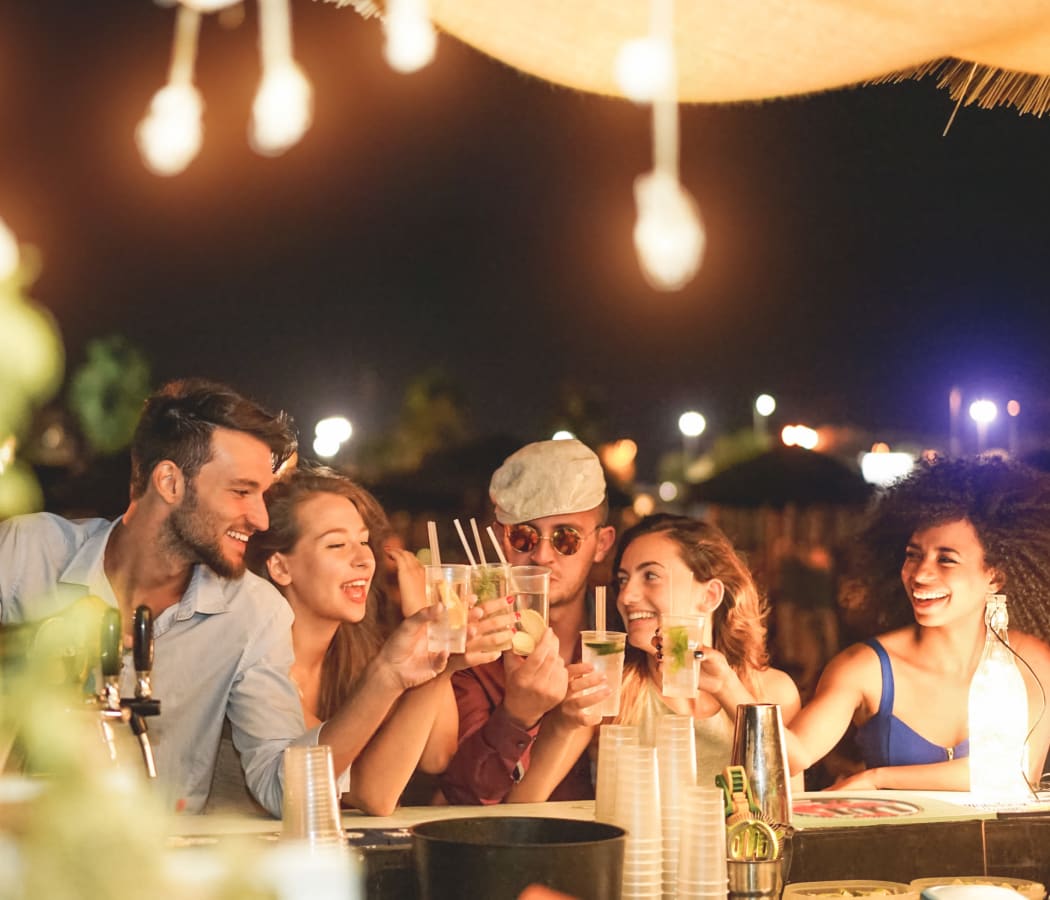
[[614, 744, 663, 899], [656, 715, 697, 900], [595, 724, 640, 824], [677, 786, 728, 900]]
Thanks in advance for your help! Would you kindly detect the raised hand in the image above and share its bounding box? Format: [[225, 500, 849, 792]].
[[556, 661, 612, 728], [377, 605, 448, 690], [386, 546, 427, 617], [449, 595, 515, 672], [502, 628, 569, 730]]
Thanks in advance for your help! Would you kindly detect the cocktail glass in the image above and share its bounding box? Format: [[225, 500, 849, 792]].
[[471, 562, 511, 650], [660, 614, 705, 698], [580, 630, 627, 716], [425, 564, 470, 653], [508, 565, 550, 655]]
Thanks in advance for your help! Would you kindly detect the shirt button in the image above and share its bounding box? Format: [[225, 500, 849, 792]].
[[516, 741, 526, 749]]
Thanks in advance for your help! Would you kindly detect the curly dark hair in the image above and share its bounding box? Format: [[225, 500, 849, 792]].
[[854, 455, 1050, 639], [130, 378, 297, 498]]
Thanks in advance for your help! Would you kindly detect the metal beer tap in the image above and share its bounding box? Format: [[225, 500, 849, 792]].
[[121, 606, 160, 779], [95, 605, 161, 778]]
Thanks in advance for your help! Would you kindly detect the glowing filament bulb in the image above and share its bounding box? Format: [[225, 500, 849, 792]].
[[383, 0, 436, 73], [0, 217, 19, 280], [633, 170, 705, 291], [178, 0, 242, 10], [250, 62, 313, 156], [136, 84, 204, 177], [615, 37, 673, 102]]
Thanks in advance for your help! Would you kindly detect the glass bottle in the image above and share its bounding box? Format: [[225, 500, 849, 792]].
[[967, 594, 1030, 803]]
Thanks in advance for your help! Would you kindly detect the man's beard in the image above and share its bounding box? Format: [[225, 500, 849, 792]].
[[167, 482, 245, 579]]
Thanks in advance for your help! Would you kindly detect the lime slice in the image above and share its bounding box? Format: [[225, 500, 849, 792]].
[[667, 625, 691, 673], [584, 640, 623, 656], [511, 631, 536, 656], [518, 608, 547, 642]]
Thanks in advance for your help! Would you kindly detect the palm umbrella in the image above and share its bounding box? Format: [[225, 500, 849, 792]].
[[688, 445, 872, 509]]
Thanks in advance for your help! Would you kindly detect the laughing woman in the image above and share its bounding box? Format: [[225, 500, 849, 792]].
[[243, 465, 512, 815], [783, 456, 1050, 791], [614, 514, 801, 786]]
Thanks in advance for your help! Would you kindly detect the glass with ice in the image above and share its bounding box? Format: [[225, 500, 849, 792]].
[[580, 630, 627, 716], [471, 562, 511, 650], [660, 613, 705, 698], [508, 565, 550, 656], [425, 564, 470, 653]]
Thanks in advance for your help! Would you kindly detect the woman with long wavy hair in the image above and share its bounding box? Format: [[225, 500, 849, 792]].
[[613, 514, 801, 785], [242, 464, 512, 815]]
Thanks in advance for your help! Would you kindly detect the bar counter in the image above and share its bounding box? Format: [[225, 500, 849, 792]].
[[168, 792, 1050, 899]]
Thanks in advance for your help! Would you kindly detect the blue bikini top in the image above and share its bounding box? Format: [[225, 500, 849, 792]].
[[853, 638, 969, 767]]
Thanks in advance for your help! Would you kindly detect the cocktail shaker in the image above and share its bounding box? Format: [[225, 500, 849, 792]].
[[730, 703, 792, 826]]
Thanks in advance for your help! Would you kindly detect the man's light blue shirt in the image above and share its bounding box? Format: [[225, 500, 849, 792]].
[[0, 512, 321, 816]]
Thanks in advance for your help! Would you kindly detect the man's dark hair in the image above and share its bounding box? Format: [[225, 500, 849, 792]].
[[129, 378, 297, 498]]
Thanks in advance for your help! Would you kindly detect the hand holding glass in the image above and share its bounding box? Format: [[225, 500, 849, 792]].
[[425, 564, 470, 654]]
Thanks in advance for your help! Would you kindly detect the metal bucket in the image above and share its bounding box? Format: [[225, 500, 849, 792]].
[[411, 816, 625, 900]]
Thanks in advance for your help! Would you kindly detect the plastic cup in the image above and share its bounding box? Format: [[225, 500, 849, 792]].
[[580, 630, 627, 716], [678, 787, 727, 884], [660, 614, 705, 698], [281, 745, 345, 848], [614, 745, 662, 838], [507, 565, 550, 655], [471, 563, 512, 650], [425, 564, 471, 654], [595, 724, 640, 823]]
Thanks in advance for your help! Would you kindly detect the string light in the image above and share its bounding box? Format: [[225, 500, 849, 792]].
[[383, 0, 437, 74], [615, 37, 673, 103], [0, 217, 19, 281], [629, 0, 705, 291], [250, 61, 313, 156], [252, 0, 313, 156], [136, 6, 203, 177]]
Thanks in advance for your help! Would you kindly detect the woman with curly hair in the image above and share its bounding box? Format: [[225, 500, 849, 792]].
[[785, 455, 1050, 791], [613, 514, 801, 785]]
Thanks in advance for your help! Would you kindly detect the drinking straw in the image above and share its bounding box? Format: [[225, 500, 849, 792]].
[[595, 585, 606, 633], [453, 519, 477, 566], [470, 518, 488, 565], [427, 521, 441, 567], [486, 525, 509, 566]]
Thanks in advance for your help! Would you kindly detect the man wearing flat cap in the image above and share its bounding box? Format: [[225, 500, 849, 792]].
[[440, 439, 616, 804]]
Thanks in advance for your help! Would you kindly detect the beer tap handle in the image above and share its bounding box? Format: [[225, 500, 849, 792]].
[[99, 607, 121, 679], [124, 605, 160, 717], [133, 605, 153, 700], [98, 607, 122, 711]]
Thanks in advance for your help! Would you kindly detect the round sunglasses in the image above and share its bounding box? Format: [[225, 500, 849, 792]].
[[505, 523, 598, 557]]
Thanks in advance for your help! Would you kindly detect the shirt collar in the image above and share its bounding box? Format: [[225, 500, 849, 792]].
[[57, 517, 234, 618]]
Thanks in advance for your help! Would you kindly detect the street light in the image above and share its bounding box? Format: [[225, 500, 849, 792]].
[[753, 393, 775, 439], [968, 399, 997, 453], [313, 416, 353, 459], [1007, 400, 1020, 456], [678, 410, 706, 462]]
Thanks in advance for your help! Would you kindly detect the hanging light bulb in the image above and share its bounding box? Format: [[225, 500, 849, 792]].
[[252, 0, 313, 155], [0, 217, 19, 281], [383, 0, 437, 73], [615, 37, 673, 103], [178, 0, 242, 11], [136, 84, 204, 176], [137, 5, 203, 176], [250, 62, 313, 155], [633, 169, 705, 291]]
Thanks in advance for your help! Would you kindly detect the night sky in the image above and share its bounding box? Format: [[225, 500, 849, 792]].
[[3, 1, 1049, 478]]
